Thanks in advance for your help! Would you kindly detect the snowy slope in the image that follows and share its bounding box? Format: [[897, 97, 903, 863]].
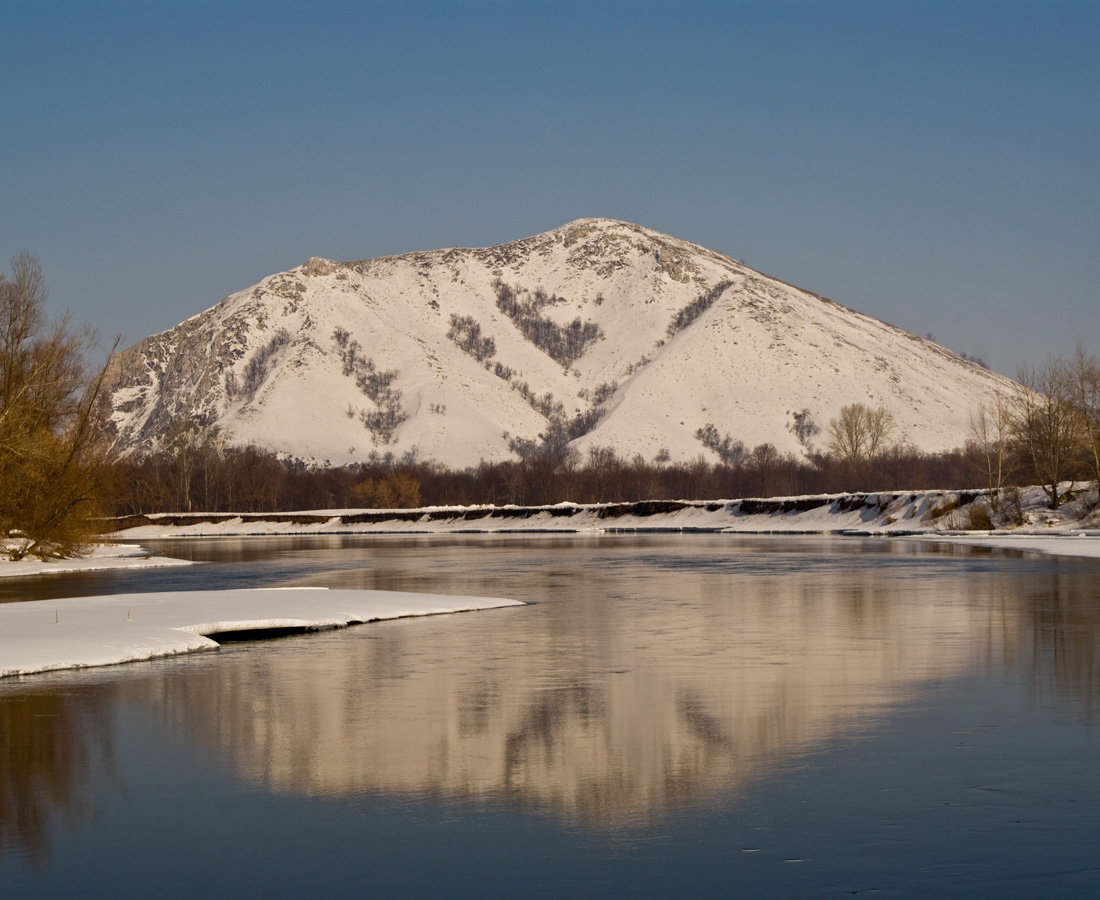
[[104, 219, 1015, 467]]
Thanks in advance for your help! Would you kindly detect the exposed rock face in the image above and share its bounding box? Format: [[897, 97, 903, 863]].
[[104, 218, 1014, 467]]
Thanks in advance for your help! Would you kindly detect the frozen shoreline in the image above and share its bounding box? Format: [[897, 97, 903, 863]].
[[0, 587, 523, 678], [908, 531, 1100, 560]]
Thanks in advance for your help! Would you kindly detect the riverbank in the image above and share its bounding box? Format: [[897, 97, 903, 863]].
[[4, 486, 1098, 580], [103, 485, 1099, 540]]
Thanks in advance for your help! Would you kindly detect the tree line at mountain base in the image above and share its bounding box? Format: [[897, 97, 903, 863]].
[[104, 430, 1087, 519]]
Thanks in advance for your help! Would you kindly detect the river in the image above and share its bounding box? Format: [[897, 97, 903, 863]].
[[2, 534, 1098, 898]]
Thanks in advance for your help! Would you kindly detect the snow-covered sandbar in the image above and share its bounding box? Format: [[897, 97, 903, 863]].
[[0, 542, 193, 579], [0, 587, 523, 678]]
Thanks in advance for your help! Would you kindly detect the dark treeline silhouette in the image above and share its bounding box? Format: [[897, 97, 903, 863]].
[[111, 437, 991, 515]]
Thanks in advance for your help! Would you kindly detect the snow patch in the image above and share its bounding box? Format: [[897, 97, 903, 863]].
[[0, 543, 193, 578]]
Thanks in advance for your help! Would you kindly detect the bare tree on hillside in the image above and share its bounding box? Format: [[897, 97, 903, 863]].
[[788, 408, 819, 453], [694, 423, 746, 465]]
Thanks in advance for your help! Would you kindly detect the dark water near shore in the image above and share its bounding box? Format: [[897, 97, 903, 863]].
[[2, 534, 1099, 898]]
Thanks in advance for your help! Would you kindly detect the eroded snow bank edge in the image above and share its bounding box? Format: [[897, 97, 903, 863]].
[[0, 587, 523, 679]]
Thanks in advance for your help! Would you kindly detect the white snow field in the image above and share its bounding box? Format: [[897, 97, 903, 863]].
[[0, 587, 523, 678]]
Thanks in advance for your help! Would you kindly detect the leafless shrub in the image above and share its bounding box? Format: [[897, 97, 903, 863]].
[[1005, 486, 1025, 526], [593, 381, 618, 405], [967, 503, 993, 530], [928, 498, 959, 520], [695, 424, 746, 465], [447, 314, 496, 362], [491, 360, 515, 381]]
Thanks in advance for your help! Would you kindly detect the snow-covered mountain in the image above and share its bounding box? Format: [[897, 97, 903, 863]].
[[104, 219, 1013, 467]]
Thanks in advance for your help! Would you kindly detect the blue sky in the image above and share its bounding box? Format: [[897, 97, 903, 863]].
[[3, 0, 1098, 376]]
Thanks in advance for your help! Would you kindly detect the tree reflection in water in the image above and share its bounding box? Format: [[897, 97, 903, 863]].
[[0, 686, 113, 865], [1025, 571, 1100, 715]]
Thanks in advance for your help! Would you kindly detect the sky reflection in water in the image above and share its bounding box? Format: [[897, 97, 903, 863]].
[[1, 535, 1098, 898]]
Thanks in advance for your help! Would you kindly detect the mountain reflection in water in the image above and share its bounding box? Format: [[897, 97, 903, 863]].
[[2, 535, 1099, 863], [141, 572, 977, 826]]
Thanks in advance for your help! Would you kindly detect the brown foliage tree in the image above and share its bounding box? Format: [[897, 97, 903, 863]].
[[0, 252, 114, 559], [352, 473, 421, 509]]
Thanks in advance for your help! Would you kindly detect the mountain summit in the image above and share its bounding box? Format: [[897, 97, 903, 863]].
[[105, 219, 1011, 467]]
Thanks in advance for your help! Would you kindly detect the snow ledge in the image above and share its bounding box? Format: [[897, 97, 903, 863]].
[[0, 587, 523, 679]]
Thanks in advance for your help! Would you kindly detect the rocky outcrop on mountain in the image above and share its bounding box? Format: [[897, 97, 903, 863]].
[[104, 219, 1014, 467]]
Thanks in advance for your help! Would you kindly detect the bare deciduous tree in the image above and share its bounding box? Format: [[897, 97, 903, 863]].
[[0, 252, 114, 559], [158, 417, 225, 512], [827, 403, 896, 465], [968, 391, 1013, 511], [584, 445, 624, 503], [1070, 345, 1100, 493], [1013, 357, 1082, 508], [747, 442, 782, 496]]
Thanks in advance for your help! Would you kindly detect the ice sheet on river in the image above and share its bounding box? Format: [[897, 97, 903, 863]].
[[0, 588, 523, 678]]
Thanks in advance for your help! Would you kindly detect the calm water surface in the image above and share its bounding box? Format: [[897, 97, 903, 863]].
[[2, 534, 1099, 898]]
